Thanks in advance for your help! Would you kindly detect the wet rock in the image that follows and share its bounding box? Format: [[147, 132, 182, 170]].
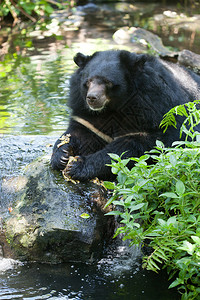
[[153, 11, 200, 34], [178, 49, 200, 72], [77, 3, 100, 14], [1, 155, 114, 264], [0, 245, 3, 258], [113, 27, 177, 57], [0, 219, 15, 260]]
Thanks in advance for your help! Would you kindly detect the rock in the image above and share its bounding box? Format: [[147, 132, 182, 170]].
[[178, 49, 200, 71], [1, 155, 114, 264], [113, 28, 133, 45], [77, 3, 100, 14], [130, 27, 176, 57], [113, 27, 178, 57]]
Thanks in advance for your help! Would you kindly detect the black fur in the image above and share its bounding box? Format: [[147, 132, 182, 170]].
[[51, 50, 200, 180]]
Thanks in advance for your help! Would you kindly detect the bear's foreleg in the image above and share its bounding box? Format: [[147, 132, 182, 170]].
[[66, 133, 158, 181], [50, 120, 107, 171]]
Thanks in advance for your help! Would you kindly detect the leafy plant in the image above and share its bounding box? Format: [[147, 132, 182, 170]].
[[105, 100, 200, 300], [160, 99, 200, 141], [0, 0, 73, 24]]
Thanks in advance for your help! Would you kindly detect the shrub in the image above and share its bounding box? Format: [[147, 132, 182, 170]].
[[0, 1, 72, 24], [105, 101, 200, 300]]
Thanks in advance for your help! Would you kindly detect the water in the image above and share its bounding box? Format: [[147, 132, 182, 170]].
[[2, 0, 199, 298], [0, 245, 177, 300], [0, 54, 71, 135]]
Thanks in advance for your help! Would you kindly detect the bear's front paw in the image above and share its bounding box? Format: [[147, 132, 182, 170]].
[[63, 156, 88, 181], [51, 143, 74, 170]]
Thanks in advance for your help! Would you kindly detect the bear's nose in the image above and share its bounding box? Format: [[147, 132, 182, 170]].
[[86, 94, 98, 103]]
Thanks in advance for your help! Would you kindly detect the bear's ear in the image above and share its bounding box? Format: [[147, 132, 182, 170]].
[[73, 52, 90, 68], [119, 50, 146, 72]]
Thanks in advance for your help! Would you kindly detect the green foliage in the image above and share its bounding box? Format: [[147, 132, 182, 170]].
[[0, 1, 73, 23], [105, 101, 200, 300], [160, 100, 200, 140]]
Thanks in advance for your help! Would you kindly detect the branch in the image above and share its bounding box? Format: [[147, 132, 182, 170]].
[[45, 0, 61, 6], [10, 0, 37, 23], [4, 0, 19, 25]]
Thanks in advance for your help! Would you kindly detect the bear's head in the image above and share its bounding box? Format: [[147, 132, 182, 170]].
[[72, 50, 140, 112]]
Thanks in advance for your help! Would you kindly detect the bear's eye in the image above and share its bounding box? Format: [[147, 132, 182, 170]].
[[104, 79, 113, 88], [83, 80, 90, 88]]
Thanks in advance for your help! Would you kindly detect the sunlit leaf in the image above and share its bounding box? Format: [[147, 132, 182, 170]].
[[176, 180, 185, 196], [159, 192, 178, 198], [80, 213, 90, 219], [103, 181, 115, 190]]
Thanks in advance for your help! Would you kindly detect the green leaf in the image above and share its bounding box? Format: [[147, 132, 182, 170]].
[[161, 246, 175, 253], [124, 195, 134, 204], [156, 140, 164, 148], [117, 171, 127, 185], [113, 200, 124, 206], [191, 235, 200, 245], [137, 179, 150, 187], [103, 181, 115, 190], [0, 71, 6, 78], [44, 4, 54, 14], [159, 192, 178, 198], [169, 278, 184, 289], [178, 241, 196, 255], [156, 249, 169, 261], [167, 216, 177, 226], [132, 222, 140, 228], [80, 213, 90, 219], [146, 232, 162, 237], [121, 158, 130, 166], [104, 197, 116, 208], [158, 218, 166, 226], [152, 255, 163, 264], [111, 166, 119, 174], [105, 211, 122, 216], [108, 153, 120, 161], [176, 180, 185, 196], [169, 155, 177, 167], [147, 258, 160, 272], [130, 203, 145, 212]]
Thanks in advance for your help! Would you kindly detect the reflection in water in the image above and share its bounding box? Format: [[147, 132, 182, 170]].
[[0, 258, 22, 273], [0, 241, 178, 300], [0, 54, 72, 135]]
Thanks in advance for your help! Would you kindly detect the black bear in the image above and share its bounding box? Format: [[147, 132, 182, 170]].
[[51, 50, 200, 180]]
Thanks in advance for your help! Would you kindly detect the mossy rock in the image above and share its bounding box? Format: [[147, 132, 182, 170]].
[[2, 155, 114, 263]]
